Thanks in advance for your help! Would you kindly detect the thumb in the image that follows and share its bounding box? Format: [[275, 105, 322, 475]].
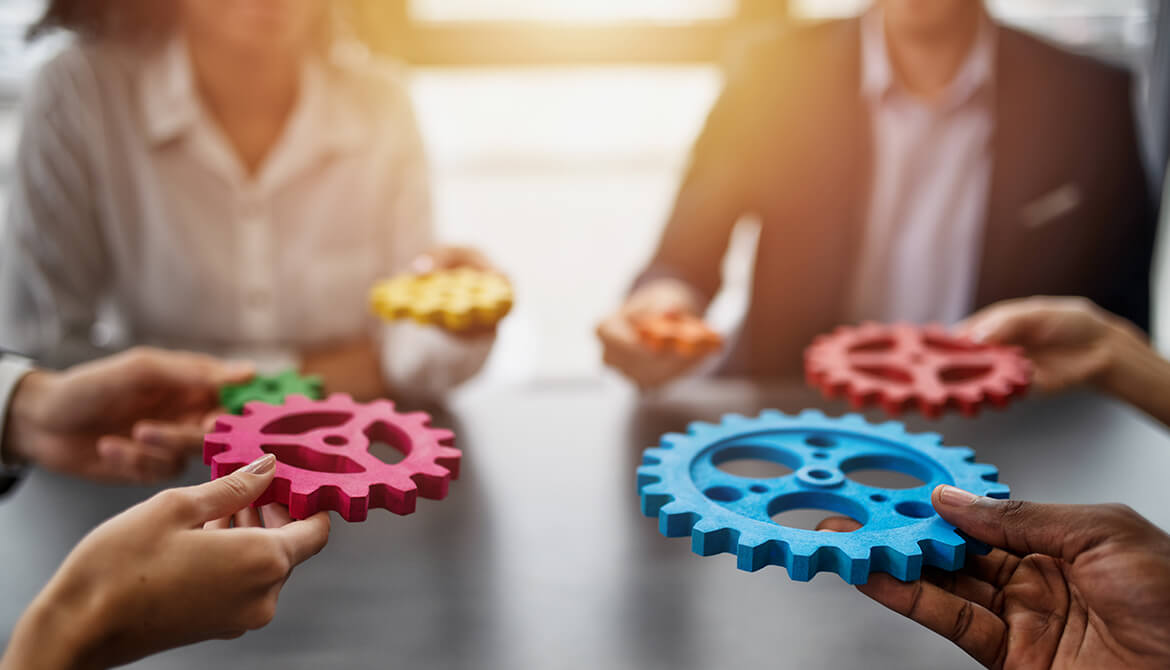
[[932, 485, 1114, 562], [186, 454, 276, 524]]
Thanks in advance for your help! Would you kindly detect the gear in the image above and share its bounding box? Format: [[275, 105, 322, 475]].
[[634, 313, 723, 357], [219, 370, 324, 415], [804, 323, 1031, 418], [204, 393, 461, 522], [370, 269, 513, 331], [636, 410, 1009, 584]]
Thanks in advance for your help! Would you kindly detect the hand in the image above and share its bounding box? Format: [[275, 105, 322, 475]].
[[0, 454, 331, 670], [959, 296, 1144, 393], [410, 245, 499, 275], [819, 486, 1170, 669], [3, 347, 253, 483], [597, 278, 713, 390]]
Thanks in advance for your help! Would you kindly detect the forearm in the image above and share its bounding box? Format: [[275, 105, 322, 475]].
[[2, 582, 107, 670], [301, 337, 388, 401], [1098, 323, 1170, 427], [378, 322, 493, 399]]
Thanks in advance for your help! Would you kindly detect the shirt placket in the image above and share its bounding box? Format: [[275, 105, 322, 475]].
[[237, 187, 278, 341]]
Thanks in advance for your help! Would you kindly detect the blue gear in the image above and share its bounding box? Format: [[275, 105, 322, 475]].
[[636, 410, 1009, 584]]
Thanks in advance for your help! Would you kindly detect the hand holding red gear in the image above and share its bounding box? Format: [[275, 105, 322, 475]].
[[204, 394, 461, 522], [804, 322, 1032, 418]]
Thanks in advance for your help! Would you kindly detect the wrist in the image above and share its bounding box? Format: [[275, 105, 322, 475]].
[[4, 580, 111, 670], [2, 370, 55, 467], [1095, 320, 1158, 398]]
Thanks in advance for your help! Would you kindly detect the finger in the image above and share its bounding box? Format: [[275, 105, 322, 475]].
[[204, 516, 232, 530], [964, 549, 1023, 589], [261, 503, 292, 528], [184, 454, 277, 524], [932, 486, 1119, 562], [96, 437, 187, 483], [132, 421, 207, 454], [960, 302, 1039, 345], [234, 505, 263, 528], [816, 516, 861, 532], [274, 512, 331, 567], [923, 568, 1000, 613], [857, 572, 1006, 668], [127, 349, 255, 394]]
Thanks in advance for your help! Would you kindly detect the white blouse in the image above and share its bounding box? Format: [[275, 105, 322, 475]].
[[0, 38, 490, 393]]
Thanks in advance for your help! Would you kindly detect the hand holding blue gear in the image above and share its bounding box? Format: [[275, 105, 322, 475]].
[[636, 410, 1009, 584], [218, 369, 324, 415]]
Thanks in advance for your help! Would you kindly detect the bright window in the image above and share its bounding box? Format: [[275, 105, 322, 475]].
[[408, 0, 738, 24]]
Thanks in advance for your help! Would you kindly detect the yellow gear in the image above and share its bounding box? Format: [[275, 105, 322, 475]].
[[370, 269, 513, 331]]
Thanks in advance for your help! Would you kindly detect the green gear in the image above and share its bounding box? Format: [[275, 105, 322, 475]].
[[219, 369, 325, 415]]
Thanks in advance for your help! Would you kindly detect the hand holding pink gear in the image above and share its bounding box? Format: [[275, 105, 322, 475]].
[[804, 322, 1032, 418], [204, 393, 461, 522]]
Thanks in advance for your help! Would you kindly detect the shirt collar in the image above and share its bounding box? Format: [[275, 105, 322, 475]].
[[860, 8, 996, 109], [138, 37, 368, 157]]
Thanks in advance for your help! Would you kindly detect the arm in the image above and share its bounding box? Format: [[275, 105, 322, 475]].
[[0, 54, 111, 367], [960, 296, 1170, 427], [597, 50, 764, 388], [0, 455, 330, 670]]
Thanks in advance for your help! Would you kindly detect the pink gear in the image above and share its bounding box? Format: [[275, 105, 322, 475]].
[[204, 393, 461, 522], [804, 322, 1032, 418]]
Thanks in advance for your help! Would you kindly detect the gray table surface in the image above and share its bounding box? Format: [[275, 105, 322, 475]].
[[2, 379, 1168, 669]]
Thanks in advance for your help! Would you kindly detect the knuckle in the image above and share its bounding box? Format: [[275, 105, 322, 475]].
[[244, 599, 279, 629], [947, 601, 976, 643], [154, 489, 197, 518]]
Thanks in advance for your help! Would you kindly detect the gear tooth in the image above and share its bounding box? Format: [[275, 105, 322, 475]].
[[659, 433, 690, 449], [721, 413, 751, 428], [940, 446, 975, 462], [797, 408, 824, 421], [691, 520, 738, 556], [759, 409, 786, 422], [979, 482, 1010, 499], [641, 448, 668, 465], [911, 431, 944, 447], [687, 421, 718, 438], [657, 502, 701, 537]]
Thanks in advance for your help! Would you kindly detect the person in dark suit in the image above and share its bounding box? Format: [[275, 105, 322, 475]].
[[598, 0, 1154, 388]]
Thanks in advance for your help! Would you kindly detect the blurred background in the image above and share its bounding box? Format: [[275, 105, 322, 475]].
[[0, 0, 1160, 384]]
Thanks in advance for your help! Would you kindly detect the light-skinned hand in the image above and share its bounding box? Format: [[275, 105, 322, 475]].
[[3, 347, 253, 483], [819, 486, 1170, 669], [0, 454, 330, 670], [957, 296, 1143, 393], [597, 278, 715, 390]]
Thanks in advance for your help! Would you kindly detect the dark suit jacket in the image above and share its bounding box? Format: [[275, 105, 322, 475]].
[[637, 18, 1155, 377]]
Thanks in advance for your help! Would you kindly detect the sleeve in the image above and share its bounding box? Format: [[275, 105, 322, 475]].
[[372, 73, 493, 397], [0, 353, 34, 496], [1092, 70, 1156, 332], [0, 53, 111, 368], [631, 43, 769, 308]]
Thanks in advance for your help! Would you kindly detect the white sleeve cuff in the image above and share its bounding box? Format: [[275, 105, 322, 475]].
[[0, 355, 35, 467], [378, 321, 494, 399]]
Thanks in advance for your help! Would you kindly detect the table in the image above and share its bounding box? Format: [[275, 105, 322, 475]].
[[2, 380, 1168, 669]]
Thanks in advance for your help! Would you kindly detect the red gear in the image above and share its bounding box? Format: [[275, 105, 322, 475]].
[[804, 323, 1031, 418], [204, 394, 460, 521]]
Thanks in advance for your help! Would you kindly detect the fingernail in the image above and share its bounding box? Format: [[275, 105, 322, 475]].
[[137, 427, 164, 445], [242, 454, 275, 475], [937, 485, 980, 506]]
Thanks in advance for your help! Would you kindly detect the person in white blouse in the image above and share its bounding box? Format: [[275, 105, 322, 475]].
[[0, 0, 496, 399]]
